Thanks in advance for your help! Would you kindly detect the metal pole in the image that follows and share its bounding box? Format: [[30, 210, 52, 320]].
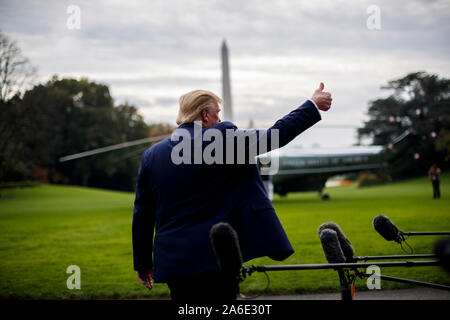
[[355, 254, 436, 261], [359, 273, 450, 291], [249, 260, 441, 272], [58, 134, 170, 162], [402, 232, 450, 236], [338, 270, 353, 301]]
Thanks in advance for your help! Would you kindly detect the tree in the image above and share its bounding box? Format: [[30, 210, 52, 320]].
[[0, 32, 38, 181], [436, 129, 450, 162], [0, 75, 176, 191], [0, 33, 176, 190], [0, 31, 37, 102], [358, 71, 450, 178], [19, 77, 149, 189]]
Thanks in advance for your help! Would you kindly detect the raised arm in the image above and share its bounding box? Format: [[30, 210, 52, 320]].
[[219, 83, 332, 159], [267, 82, 332, 148]]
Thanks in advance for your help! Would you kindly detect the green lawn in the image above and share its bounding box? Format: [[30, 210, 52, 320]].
[[0, 174, 449, 299]]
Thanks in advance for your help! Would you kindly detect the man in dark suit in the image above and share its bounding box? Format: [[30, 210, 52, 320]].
[[132, 83, 332, 301]]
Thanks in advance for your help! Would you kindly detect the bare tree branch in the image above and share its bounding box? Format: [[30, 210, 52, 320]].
[[0, 31, 37, 103]]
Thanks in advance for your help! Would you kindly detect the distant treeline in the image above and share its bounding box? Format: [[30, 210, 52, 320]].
[[1, 72, 449, 191], [0, 76, 174, 191], [1, 31, 449, 191]]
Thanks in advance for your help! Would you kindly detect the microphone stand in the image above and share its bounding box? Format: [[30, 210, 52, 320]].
[[337, 269, 354, 301], [243, 260, 442, 272], [355, 254, 436, 261], [240, 259, 450, 300], [393, 231, 450, 247], [355, 272, 450, 291], [400, 231, 450, 236]]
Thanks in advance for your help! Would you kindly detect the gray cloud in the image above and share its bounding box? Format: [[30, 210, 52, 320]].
[[0, 0, 449, 147]]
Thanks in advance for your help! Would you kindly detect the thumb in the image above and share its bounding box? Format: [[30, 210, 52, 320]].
[[316, 82, 324, 92]]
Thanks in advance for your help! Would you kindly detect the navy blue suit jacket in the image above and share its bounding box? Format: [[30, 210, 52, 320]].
[[132, 100, 321, 282]]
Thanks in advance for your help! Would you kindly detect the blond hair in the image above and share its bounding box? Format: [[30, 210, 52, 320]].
[[176, 90, 222, 125]]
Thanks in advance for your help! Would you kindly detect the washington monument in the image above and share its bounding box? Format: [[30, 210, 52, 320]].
[[221, 40, 233, 122]]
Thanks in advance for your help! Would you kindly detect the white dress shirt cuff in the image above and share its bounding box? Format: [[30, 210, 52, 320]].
[[308, 99, 320, 111]]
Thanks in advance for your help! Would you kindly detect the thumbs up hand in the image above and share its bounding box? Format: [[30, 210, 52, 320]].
[[311, 82, 332, 111], [317, 82, 325, 92]]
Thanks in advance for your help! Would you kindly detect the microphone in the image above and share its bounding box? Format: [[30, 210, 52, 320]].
[[373, 215, 404, 243], [318, 222, 355, 262], [210, 222, 243, 278], [434, 238, 450, 273], [318, 229, 346, 263]]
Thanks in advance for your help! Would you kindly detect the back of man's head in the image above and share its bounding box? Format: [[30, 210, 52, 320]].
[[176, 90, 222, 125]]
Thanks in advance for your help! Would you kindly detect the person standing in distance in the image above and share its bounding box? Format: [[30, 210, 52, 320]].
[[132, 83, 332, 301], [428, 163, 441, 199]]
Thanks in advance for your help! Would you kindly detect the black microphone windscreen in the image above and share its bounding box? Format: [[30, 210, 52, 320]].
[[373, 215, 401, 243], [434, 238, 450, 273], [210, 222, 243, 276], [318, 222, 354, 261], [319, 229, 346, 264]]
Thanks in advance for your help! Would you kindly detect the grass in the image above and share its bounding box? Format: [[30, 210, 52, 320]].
[[0, 173, 449, 299]]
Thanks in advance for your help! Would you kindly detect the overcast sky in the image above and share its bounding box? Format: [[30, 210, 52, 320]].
[[1, 0, 449, 147]]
